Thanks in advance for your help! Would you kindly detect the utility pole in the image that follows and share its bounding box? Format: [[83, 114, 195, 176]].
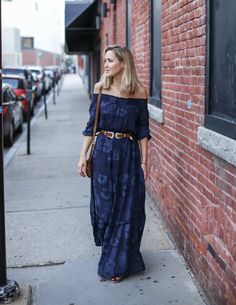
[[0, 1, 20, 303]]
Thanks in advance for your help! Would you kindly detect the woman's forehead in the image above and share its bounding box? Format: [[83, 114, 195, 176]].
[[105, 50, 116, 59]]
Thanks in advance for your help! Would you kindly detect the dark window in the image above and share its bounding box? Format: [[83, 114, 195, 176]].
[[3, 78, 19, 89], [105, 33, 109, 46], [31, 70, 41, 75], [21, 37, 34, 49], [149, 0, 162, 108], [126, 0, 131, 49], [95, 46, 100, 83], [3, 68, 24, 76], [205, 1, 236, 139]]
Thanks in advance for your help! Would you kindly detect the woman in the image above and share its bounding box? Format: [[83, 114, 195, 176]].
[[77, 45, 151, 282]]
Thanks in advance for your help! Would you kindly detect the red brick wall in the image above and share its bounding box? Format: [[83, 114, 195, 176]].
[[99, 0, 149, 84], [98, 1, 236, 304], [22, 50, 38, 65], [100, 0, 126, 74], [147, 1, 236, 305], [22, 49, 60, 66], [115, 0, 126, 46], [131, 0, 150, 88]]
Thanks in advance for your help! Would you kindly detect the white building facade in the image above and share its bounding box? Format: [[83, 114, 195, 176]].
[[2, 0, 65, 66], [2, 27, 22, 66]]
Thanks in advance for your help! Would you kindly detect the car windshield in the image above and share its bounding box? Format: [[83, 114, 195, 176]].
[[32, 72, 38, 80], [3, 68, 25, 76], [44, 70, 53, 75], [31, 70, 41, 75], [3, 78, 22, 89]]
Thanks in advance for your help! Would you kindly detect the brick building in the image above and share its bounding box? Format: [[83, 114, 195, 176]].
[[22, 48, 61, 67], [65, 1, 236, 305]]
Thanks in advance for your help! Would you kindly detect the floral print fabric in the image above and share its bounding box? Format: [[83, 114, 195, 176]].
[[82, 93, 151, 279]]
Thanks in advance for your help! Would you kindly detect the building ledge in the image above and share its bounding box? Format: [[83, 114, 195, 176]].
[[148, 104, 164, 124], [197, 126, 236, 167]]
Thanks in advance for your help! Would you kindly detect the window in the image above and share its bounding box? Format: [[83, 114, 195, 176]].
[[149, 0, 162, 108], [8, 88, 16, 101], [126, 0, 131, 49], [21, 37, 34, 49], [205, 0, 236, 139], [3, 78, 19, 89]]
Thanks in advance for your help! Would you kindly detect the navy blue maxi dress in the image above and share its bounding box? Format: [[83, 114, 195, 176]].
[[82, 93, 151, 279]]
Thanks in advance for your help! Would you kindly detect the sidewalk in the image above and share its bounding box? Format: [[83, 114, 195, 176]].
[[5, 74, 207, 305]]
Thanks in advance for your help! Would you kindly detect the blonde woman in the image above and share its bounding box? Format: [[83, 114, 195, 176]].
[[77, 45, 151, 282]]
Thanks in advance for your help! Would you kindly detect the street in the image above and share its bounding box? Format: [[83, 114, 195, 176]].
[[4, 74, 207, 305]]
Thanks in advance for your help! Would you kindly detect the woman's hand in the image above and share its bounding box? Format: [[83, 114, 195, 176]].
[[77, 136, 93, 177], [77, 155, 87, 177], [141, 163, 148, 180]]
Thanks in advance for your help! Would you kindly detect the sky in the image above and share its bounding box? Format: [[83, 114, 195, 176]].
[[2, 0, 65, 54]]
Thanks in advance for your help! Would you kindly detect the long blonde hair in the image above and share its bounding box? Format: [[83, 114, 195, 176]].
[[99, 45, 142, 95]]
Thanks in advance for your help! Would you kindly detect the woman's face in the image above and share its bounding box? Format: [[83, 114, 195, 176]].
[[104, 50, 124, 77]]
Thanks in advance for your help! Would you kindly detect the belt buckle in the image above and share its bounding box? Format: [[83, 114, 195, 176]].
[[107, 131, 115, 138]]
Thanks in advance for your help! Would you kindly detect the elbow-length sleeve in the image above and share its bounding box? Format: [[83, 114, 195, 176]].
[[136, 100, 152, 141], [82, 94, 98, 136]]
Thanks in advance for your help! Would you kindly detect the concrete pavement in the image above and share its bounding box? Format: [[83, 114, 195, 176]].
[[4, 74, 208, 305]]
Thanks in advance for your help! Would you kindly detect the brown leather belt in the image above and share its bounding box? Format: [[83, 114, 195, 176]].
[[96, 130, 134, 140]]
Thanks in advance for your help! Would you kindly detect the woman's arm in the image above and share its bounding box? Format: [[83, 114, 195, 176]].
[[77, 82, 102, 177], [139, 137, 148, 180], [77, 136, 93, 177], [137, 86, 150, 180]]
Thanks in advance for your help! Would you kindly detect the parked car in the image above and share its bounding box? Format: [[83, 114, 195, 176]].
[[26, 66, 44, 99], [42, 69, 53, 92], [2, 74, 34, 120], [3, 66, 33, 89], [2, 67, 35, 115], [2, 66, 37, 104], [2, 84, 24, 147], [31, 72, 43, 102], [26, 65, 44, 80], [43, 68, 54, 80], [45, 65, 62, 82]]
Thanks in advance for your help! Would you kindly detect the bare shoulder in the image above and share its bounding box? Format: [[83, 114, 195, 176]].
[[93, 82, 102, 94], [136, 85, 148, 100]]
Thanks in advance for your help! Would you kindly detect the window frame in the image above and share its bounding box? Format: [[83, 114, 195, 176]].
[[205, 0, 236, 140], [149, 0, 162, 108], [126, 0, 131, 49]]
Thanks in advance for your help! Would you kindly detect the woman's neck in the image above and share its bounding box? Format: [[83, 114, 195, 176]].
[[112, 74, 123, 89]]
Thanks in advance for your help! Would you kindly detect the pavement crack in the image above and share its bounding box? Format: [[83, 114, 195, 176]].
[[6, 205, 89, 213], [9, 261, 65, 269]]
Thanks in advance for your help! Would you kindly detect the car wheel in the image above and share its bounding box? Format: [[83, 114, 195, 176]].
[[5, 122, 14, 147]]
